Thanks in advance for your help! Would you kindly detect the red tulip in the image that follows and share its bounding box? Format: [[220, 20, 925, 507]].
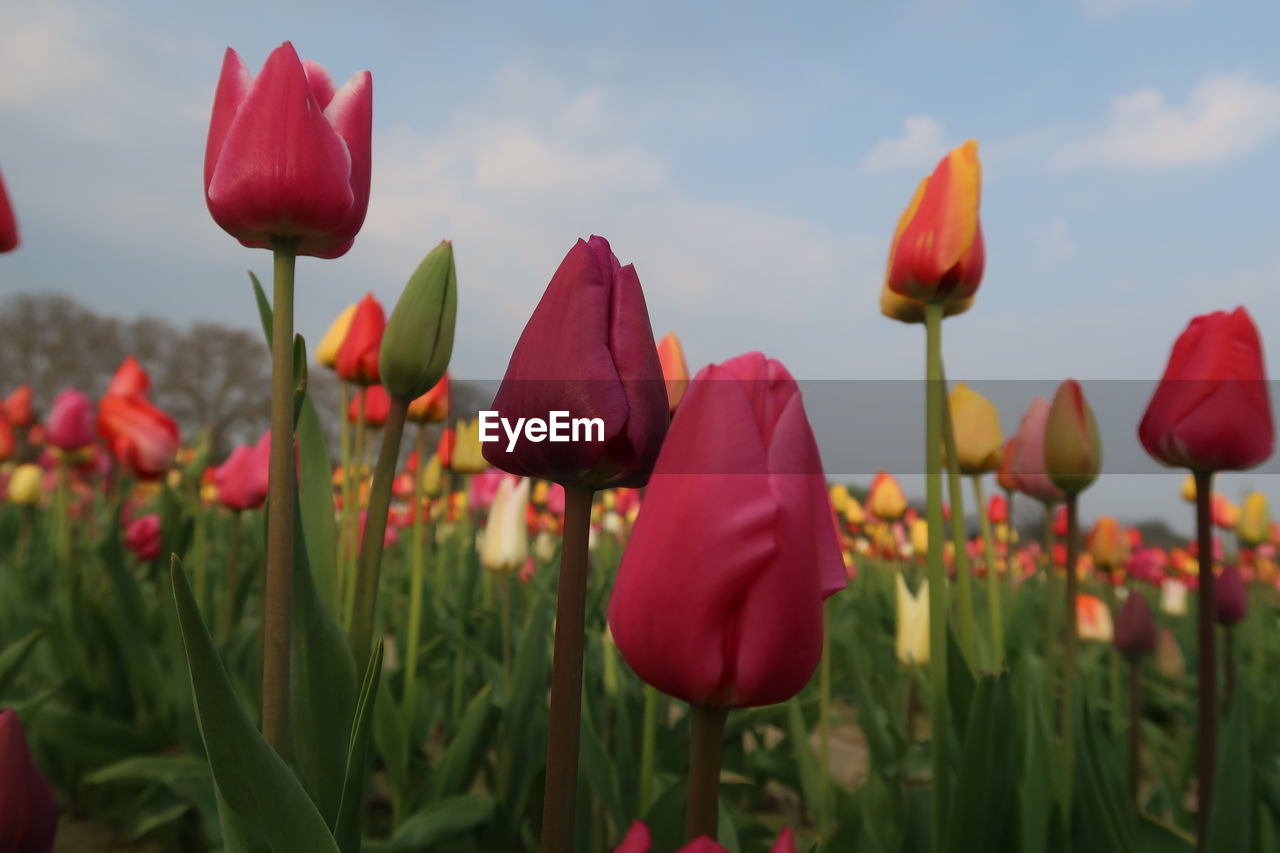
[[1052, 504, 1068, 538], [106, 356, 151, 398], [123, 514, 162, 561], [407, 371, 449, 423], [204, 42, 372, 258], [987, 493, 1008, 524], [214, 432, 270, 511], [608, 352, 845, 708], [1139, 307, 1273, 472], [1011, 397, 1065, 505], [97, 394, 180, 480], [484, 236, 668, 489], [4, 385, 34, 428], [348, 384, 391, 427], [335, 293, 386, 386], [0, 709, 58, 853], [996, 436, 1018, 493], [0, 167, 19, 253], [436, 426, 455, 469], [46, 390, 96, 452], [0, 418, 13, 461]]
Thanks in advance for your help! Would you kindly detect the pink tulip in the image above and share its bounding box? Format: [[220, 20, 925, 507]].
[[0, 709, 58, 853], [484, 236, 668, 489], [204, 42, 372, 258], [46, 390, 96, 452], [610, 821, 795, 853], [608, 353, 845, 708], [213, 435, 270, 512], [1011, 397, 1065, 504], [123, 514, 162, 561]]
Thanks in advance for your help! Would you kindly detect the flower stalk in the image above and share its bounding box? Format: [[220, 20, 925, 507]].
[[923, 301, 950, 851]]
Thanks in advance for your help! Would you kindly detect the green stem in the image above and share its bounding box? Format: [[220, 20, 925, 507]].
[[349, 396, 409, 670], [16, 505, 33, 568], [499, 572, 512, 697], [1004, 488, 1016, 593], [818, 597, 833, 834], [1194, 470, 1216, 853], [638, 684, 659, 815], [1250, 585, 1265, 704], [1104, 575, 1123, 733], [193, 500, 208, 613], [1043, 503, 1059, 726], [938, 363, 976, 665], [54, 459, 70, 566], [1129, 662, 1142, 806], [685, 704, 729, 841], [973, 476, 1004, 668], [403, 424, 429, 729], [337, 382, 353, 613], [344, 402, 369, 630], [539, 486, 595, 853], [221, 510, 242, 644], [1061, 493, 1079, 814], [922, 301, 950, 853], [262, 237, 297, 757]]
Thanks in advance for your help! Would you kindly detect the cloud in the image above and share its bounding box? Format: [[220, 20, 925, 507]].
[[1053, 72, 1280, 169], [1029, 218, 1077, 265], [858, 115, 947, 173], [1080, 0, 1190, 20]]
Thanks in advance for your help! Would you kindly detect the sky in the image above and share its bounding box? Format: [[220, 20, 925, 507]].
[[2, 0, 1279, 531]]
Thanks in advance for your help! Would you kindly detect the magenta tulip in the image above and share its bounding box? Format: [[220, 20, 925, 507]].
[[123, 514, 162, 562], [1216, 564, 1246, 626], [0, 709, 58, 853], [483, 236, 668, 489], [46, 390, 96, 452], [1114, 590, 1157, 660], [1011, 397, 1065, 505], [1139, 307, 1273, 473], [204, 42, 372, 258], [611, 821, 795, 853], [608, 353, 846, 708]]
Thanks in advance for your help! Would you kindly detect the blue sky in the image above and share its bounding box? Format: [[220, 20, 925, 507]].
[[3, 0, 1279, 529]]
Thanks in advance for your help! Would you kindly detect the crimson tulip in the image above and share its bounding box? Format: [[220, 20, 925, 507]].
[[4, 385, 33, 428], [46, 390, 96, 452], [484, 236, 668, 489], [1115, 590, 1157, 660], [1216, 565, 1246, 626], [0, 167, 19, 253], [97, 394, 180, 480], [0, 709, 57, 853], [123, 514, 162, 561], [204, 42, 371, 258], [335, 293, 385, 386], [348, 385, 391, 427], [608, 352, 845, 708], [1139, 307, 1273, 472]]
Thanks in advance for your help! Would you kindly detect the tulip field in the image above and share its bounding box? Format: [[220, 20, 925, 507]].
[[4, 32, 1280, 853]]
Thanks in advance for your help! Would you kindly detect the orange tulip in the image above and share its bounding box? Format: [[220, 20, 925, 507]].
[[1086, 516, 1130, 570], [656, 332, 689, 413], [407, 371, 450, 423]]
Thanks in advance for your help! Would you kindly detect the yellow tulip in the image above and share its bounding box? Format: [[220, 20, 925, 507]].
[[895, 575, 930, 666], [844, 496, 866, 527], [7, 464, 42, 506], [422, 453, 443, 497], [533, 480, 549, 505], [1180, 474, 1197, 503], [909, 518, 929, 556], [317, 302, 358, 369], [1239, 492, 1271, 545], [829, 483, 851, 514], [948, 383, 1004, 474], [868, 471, 908, 521], [452, 418, 487, 473], [479, 477, 530, 573]]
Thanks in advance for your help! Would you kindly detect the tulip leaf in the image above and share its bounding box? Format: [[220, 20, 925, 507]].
[[0, 628, 42, 698], [944, 674, 1017, 853], [169, 556, 340, 853], [499, 593, 551, 805], [786, 696, 825, 825], [334, 639, 384, 853], [296, 391, 340, 614], [1135, 814, 1195, 851], [429, 683, 494, 800], [372, 674, 408, 797], [1205, 694, 1252, 853], [948, 623, 976, 749], [362, 795, 495, 853], [1070, 691, 1133, 853], [249, 271, 272, 345], [1015, 660, 1059, 853]]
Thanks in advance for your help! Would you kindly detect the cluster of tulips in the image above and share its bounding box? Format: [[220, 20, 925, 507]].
[[0, 38, 1276, 853]]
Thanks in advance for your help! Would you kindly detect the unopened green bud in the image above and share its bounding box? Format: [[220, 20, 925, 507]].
[[379, 240, 457, 400]]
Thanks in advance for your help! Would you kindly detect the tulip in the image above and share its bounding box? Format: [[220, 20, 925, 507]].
[[1087, 517, 1131, 571], [829, 483, 851, 514], [1216, 565, 1246, 627], [868, 471, 908, 521], [480, 477, 530, 573], [948, 383, 1003, 474], [348, 385, 391, 427], [1115, 591, 1157, 661], [0, 167, 19, 253], [909, 518, 929, 557], [0, 418, 13, 461], [1160, 579, 1188, 616], [608, 352, 844, 840], [336, 293, 386, 386], [316, 302, 357, 369], [657, 332, 690, 412], [1211, 494, 1238, 530], [844, 495, 865, 527], [1180, 474, 1197, 503], [106, 357, 151, 398], [204, 42, 371, 258], [1126, 547, 1168, 586], [435, 426, 455, 468], [97, 393, 180, 480], [611, 822, 796, 853], [123, 513, 162, 561], [1077, 594, 1114, 643], [1239, 492, 1271, 546], [886, 140, 985, 305], [880, 283, 973, 324], [895, 574, 930, 665], [46, 390, 96, 452], [988, 494, 1008, 524], [214, 433, 270, 511], [1011, 398, 1065, 505], [379, 241, 457, 401], [1044, 379, 1101, 495], [451, 418, 487, 474], [1156, 628, 1186, 680], [4, 385, 34, 428], [407, 372, 450, 423], [7, 464, 42, 505], [484, 236, 668, 489], [0, 709, 58, 853]]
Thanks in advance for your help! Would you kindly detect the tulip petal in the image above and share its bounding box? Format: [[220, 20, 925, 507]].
[[316, 69, 374, 259], [203, 47, 252, 192], [606, 263, 669, 485], [301, 59, 336, 108]]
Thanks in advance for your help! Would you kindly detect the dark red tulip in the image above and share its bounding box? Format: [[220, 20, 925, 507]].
[[1114, 590, 1157, 660], [1139, 307, 1273, 472], [0, 709, 58, 853], [1216, 564, 1247, 626], [484, 236, 668, 489], [608, 353, 845, 708], [0, 167, 19, 253], [335, 293, 385, 386]]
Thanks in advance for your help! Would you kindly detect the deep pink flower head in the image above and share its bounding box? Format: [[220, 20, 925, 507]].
[[1011, 397, 1065, 505], [123, 514, 162, 562], [484, 236, 668, 489], [1125, 547, 1168, 586], [0, 167, 19, 253], [610, 821, 795, 853], [46, 390, 96, 452], [608, 353, 845, 708], [214, 432, 270, 511], [470, 469, 515, 512], [204, 42, 372, 258], [1139, 308, 1273, 472], [0, 709, 58, 853]]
